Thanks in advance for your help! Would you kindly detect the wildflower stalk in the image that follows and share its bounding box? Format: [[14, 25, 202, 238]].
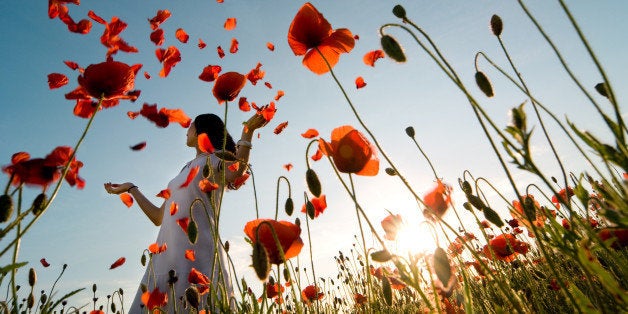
[[302, 202, 320, 313], [275, 176, 291, 220], [10, 187, 22, 311], [348, 174, 373, 309]]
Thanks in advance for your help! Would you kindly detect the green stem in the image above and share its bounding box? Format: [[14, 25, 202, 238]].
[[274, 176, 291, 220], [303, 205, 319, 314], [10, 187, 22, 312], [348, 174, 372, 311]]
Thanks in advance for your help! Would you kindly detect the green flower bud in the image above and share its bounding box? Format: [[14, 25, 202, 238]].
[[283, 267, 291, 282], [475, 71, 494, 97], [392, 5, 406, 19], [27, 293, 35, 309], [594, 82, 609, 98], [32, 193, 48, 216], [0, 194, 13, 223], [467, 194, 486, 210], [305, 201, 315, 220], [295, 217, 301, 227], [140, 284, 148, 293], [111, 301, 116, 313], [284, 197, 294, 216], [384, 167, 397, 176], [185, 286, 200, 309], [463, 202, 473, 211], [490, 14, 503, 36], [483, 207, 504, 227], [92, 283, 97, 293], [140, 253, 147, 266], [29, 268, 37, 287], [224, 240, 230, 252], [381, 35, 406, 63], [306, 169, 322, 197], [382, 277, 393, 306], [252, 242, 270, 281], [187, 220, 198, 244], [461, 180, 472, 195], [433, 247, 451, 285], [370, 249, 392, 263], [405, 126, 415, 138]]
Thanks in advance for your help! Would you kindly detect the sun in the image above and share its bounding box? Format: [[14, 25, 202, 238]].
[[392, 218, 440, 256]]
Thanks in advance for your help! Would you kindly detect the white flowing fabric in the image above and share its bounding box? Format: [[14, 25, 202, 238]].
[[129, 153, 233, 313]]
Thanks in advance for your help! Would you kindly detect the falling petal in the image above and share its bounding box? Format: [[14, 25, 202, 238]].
[[130, 141, 147, 151], [363, 50, 384, 67], [274, 90, 285, 101], [156, 188, 171, 199], [224, 18, 237, 30], [199, 65, 222, 82], [185, 249, 196, 261], [238, 97, 251, 111], [198, 38, 206, 49], [311, 149, 323, 161], [266, 42, 275, 51], [230, 38, 239, 53], [175, 28, 189, 43], [40, 258, 50, 267], [284, 164, 293, 171], [264, 82, 272, 89], [217, 46, 225, 58], [150, 29, 165, 46], [170, 202, 178, 215], [274, 121, 288, 134], [198, 133, 215, 153], [144, 71, 151, 79], [355, 76, 366, 89], [109, 257, 126, 269], [120, 193, 133, 208], [47, 73, 69, 89], [301, 129, 319, 138], [180, 165, 199, 188]]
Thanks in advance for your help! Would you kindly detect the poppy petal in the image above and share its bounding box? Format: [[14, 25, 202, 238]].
[[120, 193, 133, 208], [363, 50, 385, 67], [266, 42, 275, 51], [175, 28, 189, 43], [40, 258, 50, 267], [198, 133, 215, 153], [301, 129, 319, 138], [185, 249, 196, 261], [355, 76, 366, 89], [180, 165, 199, 188], [109, 257, 126, 269], [170, 202, 178, 215], [224, 18, 236, 30], [130, 141, 147, 151], [274, 121, 288, 135], [47, 73, 69, 89], [156, 188, 170, 199]]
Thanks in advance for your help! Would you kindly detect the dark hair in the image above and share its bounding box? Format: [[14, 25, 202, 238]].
[[193, 114, 236, 153]]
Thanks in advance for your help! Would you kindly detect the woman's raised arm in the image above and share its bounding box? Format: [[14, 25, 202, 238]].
[[104, 182, 165, 226]]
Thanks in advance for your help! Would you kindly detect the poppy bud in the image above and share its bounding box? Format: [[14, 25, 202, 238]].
[[305, 201, 315, 220], [269, 275, 275, 286], [252, 242, 270, 281], [467, 194, 486, 210], [392, 5, 406, 19], [594, 82, 609, 98], [490, 14, 503, 36], [31, 193, 48, 216], [523, 197, 536, 221], [285, 197, 294, 216], [140, 284, 148, 293], [92, 283, 97, 293], [0, 194, 13, 223], [385, 167, 397, 176], [111, 302, 116, 313], [225, 240, 230, 252], [382, 277, 393, 306], [141, 252, 147, 266], [185, 286, 200, 309], [461, 180, 472, 195], [168, 269, 178, 284], [29, 268, 37, 287], [187, 220, 198, 244], [370, 249, 392, 263], [510, 104, 526, 130], [27, 293, 35, 309], [483, 207, 504, 227], [119, 288, 123, 295], [306, 169, 322, 197], [214, 151, 238, 162], [405, 126, 415, 138], [283, 267, 291, 282], [433, 247, 451, 285], [475, 71, 494, 97], [295, 217, 301, 227], [463, 202, 473, 211], [381, 35, 406, 63]]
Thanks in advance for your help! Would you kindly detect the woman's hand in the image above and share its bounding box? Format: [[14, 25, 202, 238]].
[[245, 111, 269, 132], [104, 182, 134, 195]]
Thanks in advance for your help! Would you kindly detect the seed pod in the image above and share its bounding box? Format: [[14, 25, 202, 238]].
[[405, 126, 415, 138], [31, 193, 46, 216], [29, 268, 37, 287], [0, 194, 13, 223], [224, 240, 230, 252], [284, 197, 294, 216], [384, 167, 397, 176], [475, 71, 494, 97], [252, 242, 270, 281], [433, 247, 451, 285], [185, 286, 200, 309], [490, 14, 503, 36], [306, 169, 322, 197], [382, 277, 393, 306], [40, 293, 47, 305], [140, 253, 147, 266], [392, 5, 406, 19], [305, 201, 315, 220], [381, 35, 406, 63], [594, 82, 608, 98], [483, 207, 504, 227], [370, 249, 392, 263], [111, 301, 117, 313], [187, 220, 198, 244]]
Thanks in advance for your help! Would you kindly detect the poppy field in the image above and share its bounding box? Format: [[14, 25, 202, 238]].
[[1, 1, 627, 313]]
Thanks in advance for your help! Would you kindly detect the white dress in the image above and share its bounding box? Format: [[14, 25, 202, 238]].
[[129, 153, 234, 313]]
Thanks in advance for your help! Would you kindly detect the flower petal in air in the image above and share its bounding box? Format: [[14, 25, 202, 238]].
[[238, 97, 251, 111], [120, 193, 133, 208], [224, 18, 236, 30], [156, 188, 170, 199], [274, 121, 288, 135], [177, 217, 189, 234], [301, 129, 319, 138], [246, 63, 265, 85], [230, 38, 239, 53], [199, 179, 219, 192], [130, 141, 147, 151], [180, 165, 199, 188], [48, 73, 69, 89], [363, 50, 384, 67], [150, 29, 164, 46], [185, 249, 196, 261], [149, 10, 171, 30], [217, 46, 225, 58], [169, 202, 178, 215], [40, 258, 50, 267], [199, 65, 222, 82], [267, 42, 275, 51], [355, 76, 366, 89], [197, 133, 215, 153], [109, 257, 126, 269], [63, 60, 81, 71], [175, 28, 189, 43], [155, 46, 181, 77], [148, 242, 167, 254], [198, 38, 206, 49], [284, 164, 293, 171], [311, 149, 323, 161]]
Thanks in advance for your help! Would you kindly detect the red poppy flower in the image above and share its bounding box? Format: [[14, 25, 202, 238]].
[[264, 283, 284, 299], [66, 60, 139, 105], [301, 285, 324, 303], [266, 42, 275, 51], [288, 2, 355, 74], [224, 18, 237, 30], [2, 147, 83, 190], [363, 50, 385, 67], [387, 276, 407, 290], [217, 46, 225, 58], [88, 11, 138, 58], [301, 129, 319, 138], [188, 268, 211, 294], [109, 257, 126, 269], [274, 121, 288, 135], [175, 28, 189, 43], [598, 228, 628, 250], [199, 179, 219, 192], [381, 213, 403, 241], [244, 219, 304, 264], [199, 65, 222, 82], [180, 165, 199, 188], [231, 172, 250, 189], [422, 180, 452, 220], [155, 46, 181, 77], [511, 195, 546, 230], [148, 242, 167, 254], [551, 187, 574, 209], [170, 202, 178, 215], [301, 195, 327, 218], [230, 38, 239, 53], [40, 258, 50, 267], [213, 72, 246, 104], [318, 125, 379, 176], [148, 10, 171, 30], [274, 90, 285, 101], [156, 188, 170, 199], [198, 38, 206, 49], [238, 97, 251, 111], [150, 29, 165, 46], [482, 234, 529, 262], [561, 218, 570, 230], [48, 73, 69, 89], [355, 76, 366, 89], [311, 149, 322, 161], [185, 249, 196, 261], [246, 63, 265, 85], [130, 141, 147, 151], [141, 288, 168, 312]]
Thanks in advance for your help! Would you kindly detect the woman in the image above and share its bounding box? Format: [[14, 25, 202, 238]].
[[104, 112, 267, 313]]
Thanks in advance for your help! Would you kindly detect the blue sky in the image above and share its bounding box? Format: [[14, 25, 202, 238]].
[[1, 0, 626, 310]]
